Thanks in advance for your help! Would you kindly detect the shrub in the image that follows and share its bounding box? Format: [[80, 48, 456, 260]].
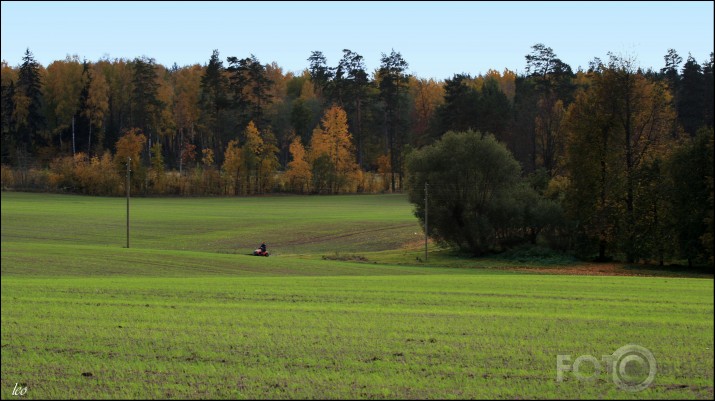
[[406, 130, 564, 255]]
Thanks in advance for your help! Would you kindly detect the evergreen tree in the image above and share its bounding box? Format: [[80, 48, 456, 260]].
[[336, 49, 370, 167], [198, 49, 230, 156], [246, 55, 273, 129], [660, 48, 682, 88], [131, 56, 162, 145], [511, 76, 539, 172], [227, 54, 273, 133], [478, 77, 512, 141], [702, 52, 714, 129], [667, 128, 714, 267], [1, 80, 16, 163], [435, 74, 480, 134], [677, 54, 705, 137], [76, 60, 93, 154], [307, 51, 333, 101], [377, 49, 409, 192], [660, 49, 683, 138], [14, 48, 46, 158]]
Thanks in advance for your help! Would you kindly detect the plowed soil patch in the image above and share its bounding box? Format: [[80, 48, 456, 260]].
[[503, 263, 713, 278]]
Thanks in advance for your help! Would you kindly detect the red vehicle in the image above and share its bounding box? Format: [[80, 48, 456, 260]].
[[253, 242, 269, 256], [253, 249, 269, 257]]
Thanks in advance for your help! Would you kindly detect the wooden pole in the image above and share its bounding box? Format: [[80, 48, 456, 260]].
[[424, 182, 428, 262], [126, 157, 130, 248]]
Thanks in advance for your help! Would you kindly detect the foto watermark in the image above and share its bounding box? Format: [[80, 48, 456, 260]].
[[556, 344, 657, 392]]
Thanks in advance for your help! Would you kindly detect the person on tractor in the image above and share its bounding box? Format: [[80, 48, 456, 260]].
[[253, 242, 269, 256]]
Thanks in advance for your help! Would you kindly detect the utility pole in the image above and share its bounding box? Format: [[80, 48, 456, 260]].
[[126, 157, 131, 248], [424, 181, 428, 262]]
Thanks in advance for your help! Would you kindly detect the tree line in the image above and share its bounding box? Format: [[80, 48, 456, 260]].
[[1, 47, 420, 194], [405, 48, 713, 266], [1, 45, 713, 265]]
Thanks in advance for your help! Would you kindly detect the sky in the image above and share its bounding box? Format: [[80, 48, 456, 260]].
[[1, 1, 713, 81]]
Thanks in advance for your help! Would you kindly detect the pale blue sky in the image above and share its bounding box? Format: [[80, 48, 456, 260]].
[[1, 1, 713, 80]]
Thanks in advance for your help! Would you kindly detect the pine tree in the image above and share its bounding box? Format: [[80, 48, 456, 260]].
[[307, 51, 333, 101], [1, 79, 16, 163], [131, 56, 162, 143], [703, 53, 714, 129], [336, 49, 370, 167], [15, 48, 45, 157], [667, 128, 714, 267], [678, 55, 705, 136], [525, 44, 574, 176], [76, 60, 93, 154], [378, 49, 409, 192], [227, 55, 273, 132], [660, 48, 682, 93], [198, 50, 229, 155]]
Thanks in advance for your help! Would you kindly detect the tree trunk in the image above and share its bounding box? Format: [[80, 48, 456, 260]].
[[599, 240, 607, 262], [625, 82, 636, 264], [88, 121, 92, 156]]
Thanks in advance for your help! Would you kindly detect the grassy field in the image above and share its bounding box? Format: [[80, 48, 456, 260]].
[[1, 191, 713, 399]]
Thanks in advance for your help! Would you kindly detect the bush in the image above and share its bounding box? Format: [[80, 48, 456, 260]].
[[406, 130, 564, 255], [1, 164, 15, 189]]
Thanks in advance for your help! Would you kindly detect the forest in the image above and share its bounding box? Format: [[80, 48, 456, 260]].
[[1, 44, 713, 265]]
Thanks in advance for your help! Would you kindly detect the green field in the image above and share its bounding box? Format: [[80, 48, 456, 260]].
[[1, 192, 713, 399]]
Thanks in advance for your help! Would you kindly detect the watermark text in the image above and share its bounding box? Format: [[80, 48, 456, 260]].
[[557, 344, 656, 392], [12, 383, 28, 396]]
